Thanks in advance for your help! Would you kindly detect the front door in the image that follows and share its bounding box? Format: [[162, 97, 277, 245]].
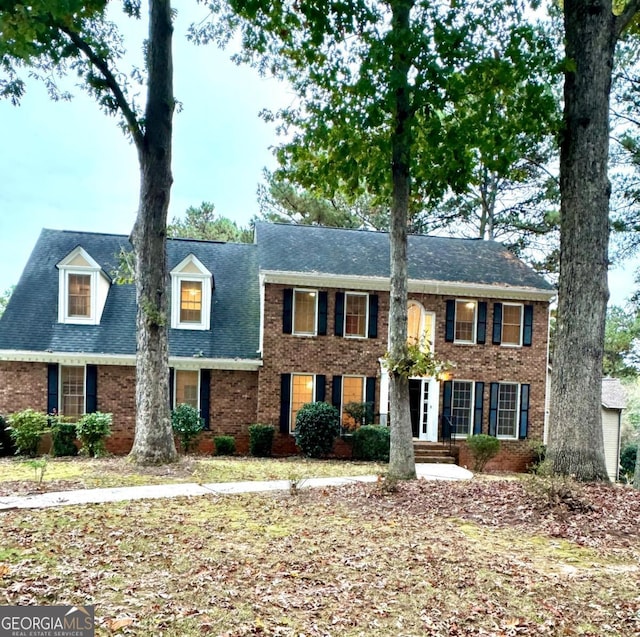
[[409, 378, 440, 441]]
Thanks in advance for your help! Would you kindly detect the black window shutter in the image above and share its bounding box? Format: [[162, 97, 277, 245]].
[[318, 291, 328, 336], [366, 377, 376, 406], [280, 374, 292, 434], [489, 382, 499, 437], [332, 375, 342, 413], [47, 364, 59, 414], [283, 288, 293, 334], [315, 375, 326, 402], [442, 380, 453, 438], [335, 292, 345, 336], [169, 367, 175, 408], [519, 384, 530, 439], [523, 305, 534, 346], [473, 381, 484, 435], [477, 302, 487, 345], [368, 295, 379, 339], [200, 369, 211, 430], [492, 303, 503, 344], [86, 365, 98, 414], [445, 300, 455, 342]]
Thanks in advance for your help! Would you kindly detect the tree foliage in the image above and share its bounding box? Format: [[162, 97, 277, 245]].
[[604, 305, 640, 378], [168, 201, 253, 242], [0, 286, 14, 319]]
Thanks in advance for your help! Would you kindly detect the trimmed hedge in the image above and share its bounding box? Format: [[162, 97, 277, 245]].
[[171, 403, 204, 454], [466, 434, 500, 472], [7, 409, 48, 457], [214, 435, 236, 456], [294, 402, 340, 458], [249, 424, 275, 457], [51, 421, 78, 457], [352, 425, 390, 462]]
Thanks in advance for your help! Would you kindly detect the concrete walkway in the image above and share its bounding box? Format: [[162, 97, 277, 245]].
[[0, 463, 473, 511]]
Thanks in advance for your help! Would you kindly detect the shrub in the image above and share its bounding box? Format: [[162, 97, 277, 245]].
[[7, 409, 49, 457], [342, 402, 374, 432], [76, 412, 112, 457], [294, 402, 340, 459], [171, 403, 204, 454], [51, 419, 78, 457], [249, 424, 275, 457], [466, 434, 501, 472], [620, 443, 638, 482], [352, 425, 390, 462], [0, 414, 16, 457], [528, 439, 547, 474], [214, 435, 236, 456]]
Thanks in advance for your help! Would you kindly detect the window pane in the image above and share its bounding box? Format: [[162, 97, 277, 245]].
[[455, 301, 476, 342], [342, 376, 364, 428], [452, 381, 472, 436], [294, 291, 317, 334], [502, 305, 522, 346], [176, 370, 199, 409], [61, 366, 85, 419], [180, 281, 202, 323], [497, 383, 518, 437], [345, 294, 367, 337], [68, 274, 91, 317], [407, 303, 422, 345], [291, 375, 314, 431]]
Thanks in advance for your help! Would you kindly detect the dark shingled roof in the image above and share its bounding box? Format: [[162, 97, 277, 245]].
[[255, 222, 553, 291], [0, 229, 260, 360]]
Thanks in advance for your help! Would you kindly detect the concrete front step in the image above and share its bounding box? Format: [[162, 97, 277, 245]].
[[414, 455, 457, 464], [413, 442, 458, 465]]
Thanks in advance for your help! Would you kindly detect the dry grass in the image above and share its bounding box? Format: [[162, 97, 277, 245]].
[[1, 478, 639, 636]]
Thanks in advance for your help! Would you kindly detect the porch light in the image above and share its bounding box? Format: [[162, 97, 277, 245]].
[[437, 370, 453, 382]]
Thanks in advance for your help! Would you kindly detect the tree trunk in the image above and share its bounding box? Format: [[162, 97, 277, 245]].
[[548, 0, 616, 481], [634, 444, 640, 489], [387, 0, 416, 481], [129, 0, 177, 464]]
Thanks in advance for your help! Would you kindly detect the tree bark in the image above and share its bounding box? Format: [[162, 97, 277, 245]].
[[634, 444, 640, 489], [129, 0, 177, 464], [548, 0, 616, 481], [387, 0, 416, 481]]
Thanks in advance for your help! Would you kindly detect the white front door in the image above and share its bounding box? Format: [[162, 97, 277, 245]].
[[411, 377, 440, 441]]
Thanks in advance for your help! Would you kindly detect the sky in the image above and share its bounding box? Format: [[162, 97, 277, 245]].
[[0, 4, 636, 307]]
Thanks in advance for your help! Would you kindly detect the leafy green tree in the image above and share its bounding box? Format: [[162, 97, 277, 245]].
[[547, 0, 640, 482], [1, 1, 178, 464], [204, 0, 557, 479], [603, 306, 640, 378], [0, 286, 14, 319], [168, 201, 253, 242]]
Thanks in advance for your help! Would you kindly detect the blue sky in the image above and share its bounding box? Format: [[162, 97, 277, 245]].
[[0, 5, 635, 306]]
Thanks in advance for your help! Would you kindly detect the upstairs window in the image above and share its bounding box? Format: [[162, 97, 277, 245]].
[[407, 301, 435, 351], [455, 300, 477, 343], [171, 254, 212, 330], [294, 290, 318, 335], [57, 246, 109, 325], [501, 304, 523, 346], [345, 293, 368, 338]]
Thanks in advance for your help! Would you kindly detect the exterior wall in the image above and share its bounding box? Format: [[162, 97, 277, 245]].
[[601, 407, 621, 482], [260, 284, 549, 470], [97, 366, 137, 454], [0, 361, 48, 415]]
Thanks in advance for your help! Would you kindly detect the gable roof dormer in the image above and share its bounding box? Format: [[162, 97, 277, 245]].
[[57, 246, 111, 325], [170, 253, 213, 330]]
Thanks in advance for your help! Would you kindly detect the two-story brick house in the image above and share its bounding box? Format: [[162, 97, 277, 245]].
[[0, 222, 554, 470]]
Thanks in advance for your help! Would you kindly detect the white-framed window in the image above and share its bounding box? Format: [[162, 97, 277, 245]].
[[451, 380, 474, 437], [57, 247, 109, 325], [60, 365, 85, 420], [501, 303, 523, 347], [344, 292, 368, 338], [455, 300, 477, 344], [407, 301, 435, 351], [342, 375, 365, 429], [170, 254, 212, 330], [293, 289, 318, 336], [174, 370, 200, 410], [290, 374, 315, 432], [496, 382, 519, 439]]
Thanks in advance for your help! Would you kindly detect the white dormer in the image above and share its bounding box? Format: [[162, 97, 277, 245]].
[[170, 254, 213, 330], [57, 247, 110, 325]]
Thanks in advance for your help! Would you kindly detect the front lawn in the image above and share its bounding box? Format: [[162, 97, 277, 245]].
[[0, 455, 387, 496], [1, 478, 639, 636]]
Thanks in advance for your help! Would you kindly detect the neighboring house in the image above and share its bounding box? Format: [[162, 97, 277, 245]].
[[0, 222, 554, 470], [601, 377, 626, 482]]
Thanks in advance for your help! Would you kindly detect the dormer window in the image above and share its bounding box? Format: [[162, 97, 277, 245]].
[[171, 254, 212, 330], [57, 247, 110, 325]]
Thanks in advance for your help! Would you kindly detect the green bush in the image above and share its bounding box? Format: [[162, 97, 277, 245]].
[[352, 425, 390, 462], [171, 403, 204, 454], [7, 409, 49, 457], [76, 412, 112, 457], [214, 435, 236, 456], [466, 434, 501, 472], [0, 414, 16, 457], [51, 419, 78, 457], [248, 424, 275, 457], [294, 402, 340, 459], [620, 443, 638, 482], [342, 402, 374, 431]]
